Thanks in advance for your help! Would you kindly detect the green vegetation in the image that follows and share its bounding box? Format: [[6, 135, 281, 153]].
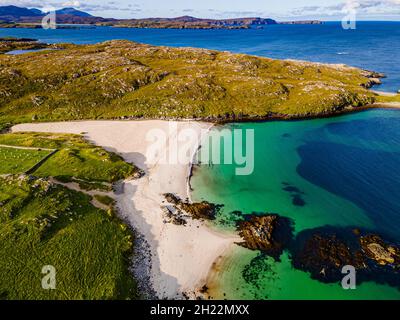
[[0, 37, 49, 54], [94, 194, 116, 206], [0, 132, 140, 299], [0, 132, 139, 184], [376, 94, 400, 103], [0, 40, 381, 130], [0, 175, 137, 299], [0, 145, 51, 174]]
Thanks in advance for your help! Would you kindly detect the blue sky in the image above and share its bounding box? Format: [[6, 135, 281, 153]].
[[2, 0, 400, 20]]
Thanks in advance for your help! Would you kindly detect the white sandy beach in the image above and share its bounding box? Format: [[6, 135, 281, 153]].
[[12, 120, 239, 299]]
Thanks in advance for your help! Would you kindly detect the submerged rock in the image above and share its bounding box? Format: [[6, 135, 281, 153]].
[[236, 214, 294, 260]]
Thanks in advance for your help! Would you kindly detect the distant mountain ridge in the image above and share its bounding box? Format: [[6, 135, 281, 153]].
[[0, 5, 43, 18], [0, 5, 322, 28], [55, 7, 93, 17]]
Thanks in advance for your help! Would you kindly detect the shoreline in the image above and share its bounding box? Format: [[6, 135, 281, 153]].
[[3, 102, 399, 135], [7, 105, 400, 299], [11, 120, 239, 299]]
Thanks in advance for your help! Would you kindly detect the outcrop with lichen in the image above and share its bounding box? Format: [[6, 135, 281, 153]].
[[360, 234, 400, 266]]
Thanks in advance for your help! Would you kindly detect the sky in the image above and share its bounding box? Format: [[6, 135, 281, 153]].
[[1, 0, 400, 20]]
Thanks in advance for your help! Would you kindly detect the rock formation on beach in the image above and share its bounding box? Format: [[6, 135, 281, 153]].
[[163, 193, 223, 220]]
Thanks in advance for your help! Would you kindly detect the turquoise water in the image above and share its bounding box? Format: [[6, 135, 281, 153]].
[[191, 109, 400, 300]]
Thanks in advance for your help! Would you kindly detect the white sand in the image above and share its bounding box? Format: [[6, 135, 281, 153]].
[[12, 120, 239, 299]]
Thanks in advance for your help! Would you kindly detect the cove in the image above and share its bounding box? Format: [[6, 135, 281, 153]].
[[191, 109, 400, 300]]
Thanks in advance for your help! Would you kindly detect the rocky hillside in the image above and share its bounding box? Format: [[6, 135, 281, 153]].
[[0, 40, 383, 129]]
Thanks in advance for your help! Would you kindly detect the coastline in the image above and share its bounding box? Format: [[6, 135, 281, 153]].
[[8, 105, 400, 299], [11, 120, 239, 299]]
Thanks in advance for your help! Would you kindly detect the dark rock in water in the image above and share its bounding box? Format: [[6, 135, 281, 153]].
[[163, 193, 223, 220], [291, 231, 366, 283], [281, 183, 306, 206], [283, 186, 302, 193], [236, 214, 294, 261], [292, 194, 306, 207], [291, 226, 400, 288], [242, 253, 275, 299]]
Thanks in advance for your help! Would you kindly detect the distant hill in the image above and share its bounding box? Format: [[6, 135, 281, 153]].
[[0, 5, 42, 18], [0, 5, 322, 28], [0, 5, 104, 24], [55, 7, 92, 17]]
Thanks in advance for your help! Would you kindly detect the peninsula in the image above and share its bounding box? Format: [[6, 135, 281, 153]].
[[1, 39, 398, 131]]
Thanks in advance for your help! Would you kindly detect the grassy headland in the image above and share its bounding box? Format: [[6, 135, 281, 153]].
[[0, 37, 50, 53], [0, 132, 140, 299], [0, 40, 389, 130]]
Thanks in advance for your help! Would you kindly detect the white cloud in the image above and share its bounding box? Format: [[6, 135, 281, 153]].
[[290, 0, 400, 18], [62, 0, 80, 7]]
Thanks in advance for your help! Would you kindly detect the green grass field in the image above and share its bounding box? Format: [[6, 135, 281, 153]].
[[0, 146, 52, 174], [0, 175, 137, 299], [0, 133, 140, 299], [0, 132, 139, 184]]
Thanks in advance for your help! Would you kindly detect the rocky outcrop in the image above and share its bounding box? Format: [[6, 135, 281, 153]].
[[291, 226, 400, 287], [360, 234, 400, 266], [360, 70, 386, 89], [292, 231, 366, 282], [163, 193, 223, 220], [161, 205, 187, 226], [236, 214, 294, 260]]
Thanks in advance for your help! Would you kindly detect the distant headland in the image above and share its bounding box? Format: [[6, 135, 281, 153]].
[[0, 5, 323, 29]]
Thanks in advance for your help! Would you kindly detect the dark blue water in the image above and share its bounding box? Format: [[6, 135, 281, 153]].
[[1, 21, 399, 92], [298, 115, 400, 239]]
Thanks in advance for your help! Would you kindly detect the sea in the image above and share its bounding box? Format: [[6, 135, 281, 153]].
[[1, 21, 399, 299]]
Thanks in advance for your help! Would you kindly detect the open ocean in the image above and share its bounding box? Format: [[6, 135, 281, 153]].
[[2, 21, 399, 299]]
